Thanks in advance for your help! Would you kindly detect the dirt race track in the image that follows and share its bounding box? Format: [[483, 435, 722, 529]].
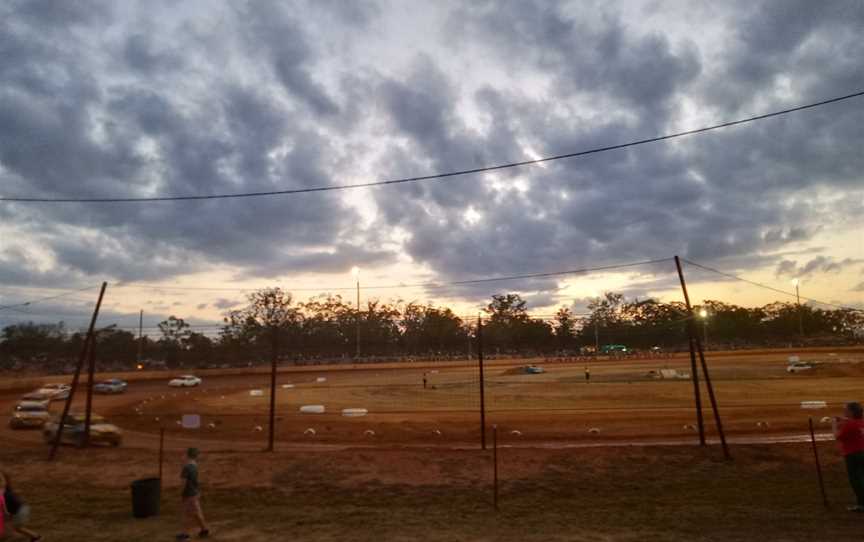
[[3, 347, 864, 452]]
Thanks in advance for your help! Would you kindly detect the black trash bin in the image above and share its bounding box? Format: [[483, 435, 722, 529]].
[[131, 477, 161, 518]]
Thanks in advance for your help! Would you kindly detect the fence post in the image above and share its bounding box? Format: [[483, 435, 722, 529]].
[[809, 418, 829, 508], [493, 424, 499, 511], [158, 427, 165, 481], [83, 330, 98, 447], [267, 327, 278, 452]]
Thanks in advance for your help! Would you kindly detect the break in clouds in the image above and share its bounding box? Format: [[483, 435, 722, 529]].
[[1, 0, 863, 317]]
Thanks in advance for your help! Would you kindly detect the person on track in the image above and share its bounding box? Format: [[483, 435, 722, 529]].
[[1, 471, 42, 541], [833, 402, 864, 512], [177, 448, 211, 540]]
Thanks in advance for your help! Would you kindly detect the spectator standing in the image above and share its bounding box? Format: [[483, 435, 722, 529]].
[[177, 448, 211, 540], [833, 402, 864, 512]]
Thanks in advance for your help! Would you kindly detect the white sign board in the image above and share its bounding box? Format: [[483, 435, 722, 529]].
[[181, 414, 201, 429]]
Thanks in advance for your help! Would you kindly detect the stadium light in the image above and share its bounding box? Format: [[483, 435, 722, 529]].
[[698, 308, 709, 348], [699, 308, 708, 318], [791, 278, 803, 337]]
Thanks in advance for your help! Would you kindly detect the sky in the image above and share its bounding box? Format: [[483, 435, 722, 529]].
[[0, 0, 863, 336]]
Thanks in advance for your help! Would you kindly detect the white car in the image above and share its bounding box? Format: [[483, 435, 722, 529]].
[[36, 383, 71, 401], [169, 375, 202, 387], [787, 362, 814, 373]]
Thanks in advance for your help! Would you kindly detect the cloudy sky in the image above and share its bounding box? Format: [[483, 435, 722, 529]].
[[1, 0, 863, 333]]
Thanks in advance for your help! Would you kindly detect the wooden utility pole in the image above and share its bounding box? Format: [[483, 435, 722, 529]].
[[137, 309, 144, 367], [478, 314, 487, 451]]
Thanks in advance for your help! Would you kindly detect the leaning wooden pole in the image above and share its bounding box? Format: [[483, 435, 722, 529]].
[[675, 257, 705, 445], [478, 314, 487, 451], [675, 257, 731, 460], [50, 282, 107, 460], [693, 333, 731, 460]]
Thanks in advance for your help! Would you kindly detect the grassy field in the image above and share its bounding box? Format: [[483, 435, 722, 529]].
[[2, 440, 862, 541]]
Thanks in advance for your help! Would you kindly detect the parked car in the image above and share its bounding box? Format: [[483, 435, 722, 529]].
[[94, 379, 128, 394], [600, 344, 629, 355], [37, 383, 71, 401], [169, 375, 202, 387], [43, 413, 122, 447], [787, 362, 814, 373], [10, 401, 51, 429]]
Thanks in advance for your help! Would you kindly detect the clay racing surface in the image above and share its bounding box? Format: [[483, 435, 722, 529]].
[[3, 347, 861, 452]]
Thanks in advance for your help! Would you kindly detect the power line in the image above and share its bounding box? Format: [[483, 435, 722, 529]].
[[682, 258, 864, 312], [113, 258, 672, 293], [0, 285, 99, 312], [2, 90, 862, 204]]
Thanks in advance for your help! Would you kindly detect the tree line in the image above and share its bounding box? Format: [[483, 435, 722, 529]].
[[1, 288, 862, 371]]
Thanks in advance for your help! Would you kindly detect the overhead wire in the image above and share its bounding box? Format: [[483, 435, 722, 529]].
[[113, 257, 672, 292], [682, 258, 864, 312], [0, 285, 99, 312], [1, 91, 862, 203]]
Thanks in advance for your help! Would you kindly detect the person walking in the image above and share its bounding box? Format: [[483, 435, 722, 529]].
[[833, 402, 864, 512], [177, 448, 210, 540], [1, 472, 42, 541]]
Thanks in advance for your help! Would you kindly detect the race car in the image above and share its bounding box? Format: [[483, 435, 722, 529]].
[[523, 364, 545, 374], [9, 401, 51, 429], [168, 375, 202, 387], [21, 390, 54, 403], [36, 383, 71, 401], [94, 378, 128, 394], [43, 413, 122, 447]]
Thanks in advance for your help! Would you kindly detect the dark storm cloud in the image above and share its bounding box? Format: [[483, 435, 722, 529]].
[[0, 0, 390, 287], [0, 0, 861, 308], [235, 1, 340, 117], [358, 0, 864, 296]]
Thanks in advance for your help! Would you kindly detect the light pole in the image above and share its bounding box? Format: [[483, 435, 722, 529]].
[[699, 308, 709, 349], [352, 266, 361, 358], [792, 278, 804, 338]]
